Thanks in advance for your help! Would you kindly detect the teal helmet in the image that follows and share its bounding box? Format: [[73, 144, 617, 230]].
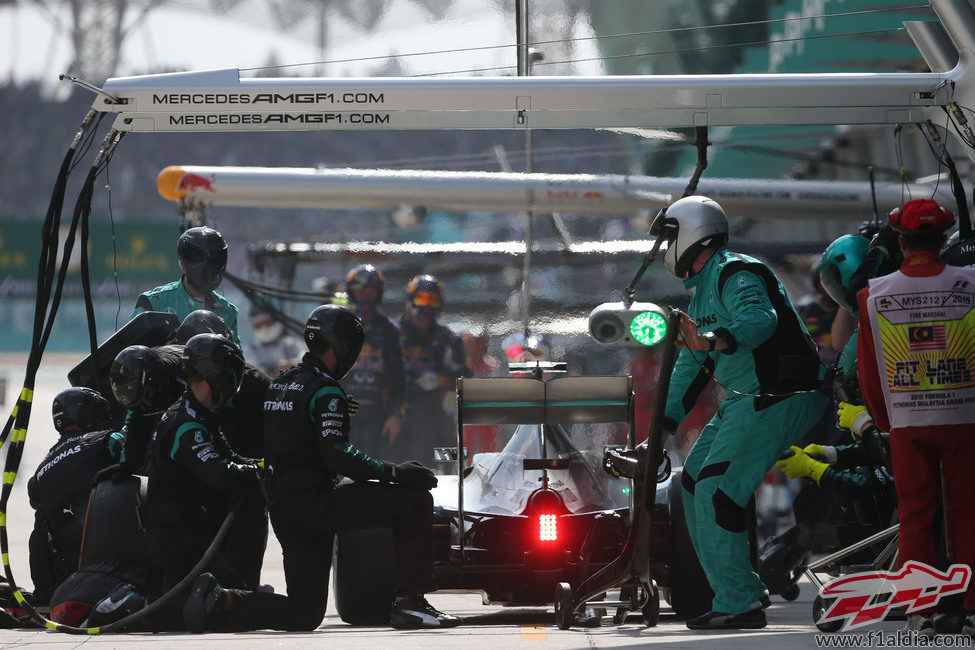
[[818, 234, 870, 312]]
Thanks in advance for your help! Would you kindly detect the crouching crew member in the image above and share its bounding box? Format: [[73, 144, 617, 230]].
[[262, 304, 459, 630], [27, 388, 122, 607], [143, 334, 291, 631]]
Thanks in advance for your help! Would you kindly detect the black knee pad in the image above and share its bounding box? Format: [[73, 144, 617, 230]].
[[698, 460, 730, 482], [713, 488, 748, 533], [681, 469, 697, 495]]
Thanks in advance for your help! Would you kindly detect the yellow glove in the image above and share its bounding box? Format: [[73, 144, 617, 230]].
[[837, 402, 868, 431], [803, 443, 824, 457], [776, 446, 829, 484], [803, 443, 838, 464]]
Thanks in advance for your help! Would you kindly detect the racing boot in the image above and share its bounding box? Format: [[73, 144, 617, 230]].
[[686, 606, 767, 630], [183, 572, 225, 634], [390, 595, 461, 629]]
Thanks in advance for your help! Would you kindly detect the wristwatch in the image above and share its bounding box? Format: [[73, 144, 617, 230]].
[[702, 331, 717, 352]]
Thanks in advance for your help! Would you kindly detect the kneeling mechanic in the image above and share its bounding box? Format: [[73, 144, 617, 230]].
[[188, 305, 459, 631]]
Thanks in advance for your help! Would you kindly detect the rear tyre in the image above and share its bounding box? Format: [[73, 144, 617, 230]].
[[554, 582, 573, 630], [333, 528, 395, 626], [666, 470, 714, 620]]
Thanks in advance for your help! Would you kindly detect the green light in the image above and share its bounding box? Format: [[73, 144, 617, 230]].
[[630, 310, 667, 346], [621, 487, 631, 495]]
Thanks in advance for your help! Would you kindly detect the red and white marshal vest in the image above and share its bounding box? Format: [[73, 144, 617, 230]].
[[865, 266, 975, 428]]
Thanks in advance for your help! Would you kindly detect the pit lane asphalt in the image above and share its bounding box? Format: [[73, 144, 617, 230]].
[[0, 357, 937, 649]]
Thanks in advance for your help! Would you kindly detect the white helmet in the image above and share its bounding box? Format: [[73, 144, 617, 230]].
[[656, 195, 729, 278]]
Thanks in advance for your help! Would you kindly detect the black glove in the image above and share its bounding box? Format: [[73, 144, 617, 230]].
[[870, 225, 900, 256], [385, 460, 438, 489], [91, 463, 127, 487], [602, 443, 647, 479], [346, 395, 359, 417]]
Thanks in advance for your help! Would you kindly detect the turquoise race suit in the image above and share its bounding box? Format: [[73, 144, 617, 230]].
[[664, 247, 827, 615], [131, 278, 240, 347]]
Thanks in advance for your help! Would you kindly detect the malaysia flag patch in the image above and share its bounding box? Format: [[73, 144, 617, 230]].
[[908, 324, 947, 352]]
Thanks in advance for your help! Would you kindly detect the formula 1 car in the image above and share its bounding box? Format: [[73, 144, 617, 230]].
[[331, 362, 713, 625]]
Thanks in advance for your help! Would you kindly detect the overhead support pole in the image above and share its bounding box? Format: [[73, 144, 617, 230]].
[[930, 0, 975, 61], [906, 21, 959, 73], [517, 0, 533, 339]]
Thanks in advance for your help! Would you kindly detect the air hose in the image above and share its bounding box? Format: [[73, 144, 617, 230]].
[[28, 510, 238, 634], [622, 126, 710, 305], [0, 115, 135, 634]]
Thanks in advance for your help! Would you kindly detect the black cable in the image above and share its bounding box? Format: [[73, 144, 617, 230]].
[[623, 127, 709, 305], [106, 164, 122, 330], [225, 271, 337, 303], [223, 273, 307, 336], [0, 117, 120, 628], [893, 125, 911, 207]]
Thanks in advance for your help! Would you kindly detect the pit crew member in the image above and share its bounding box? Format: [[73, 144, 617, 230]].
[[656, 195, 827, 629], [262, 304, 459, 630], [131, 226, 240, 347], [27, 388, 123, 607]]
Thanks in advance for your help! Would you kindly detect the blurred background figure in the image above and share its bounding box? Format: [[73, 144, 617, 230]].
[[398, 274, 472, 464], [342, 264, 406, 460], [795, 267, 839, 365], [244, 307, 302, 377], [463, 330, 501, 379], [501, 332, 551, 366]]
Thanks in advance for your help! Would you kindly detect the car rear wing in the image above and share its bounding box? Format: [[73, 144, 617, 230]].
[[456, 375, 634, 426], [454, 374, 635, 561]]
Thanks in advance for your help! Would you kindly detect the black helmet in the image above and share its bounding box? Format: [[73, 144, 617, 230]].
[[941, 230, 975, 267], [184, 333, 245, 406], [174, 309, 231, 344], [177, 226, 228, 294], [51, 387, 112, 433], [303, 304, 364, 380], [110, 345, 180, 414], [345, 264, 385, 303]]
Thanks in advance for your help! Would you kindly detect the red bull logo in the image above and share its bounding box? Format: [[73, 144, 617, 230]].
[[176, 172, 216, 194], [818, 561, 971, 630]]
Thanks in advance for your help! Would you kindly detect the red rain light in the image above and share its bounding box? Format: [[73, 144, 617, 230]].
[[538, 514, 558, 542]]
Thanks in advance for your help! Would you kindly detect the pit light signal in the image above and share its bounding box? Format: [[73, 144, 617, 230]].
[[588, 301, 668, 347]]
